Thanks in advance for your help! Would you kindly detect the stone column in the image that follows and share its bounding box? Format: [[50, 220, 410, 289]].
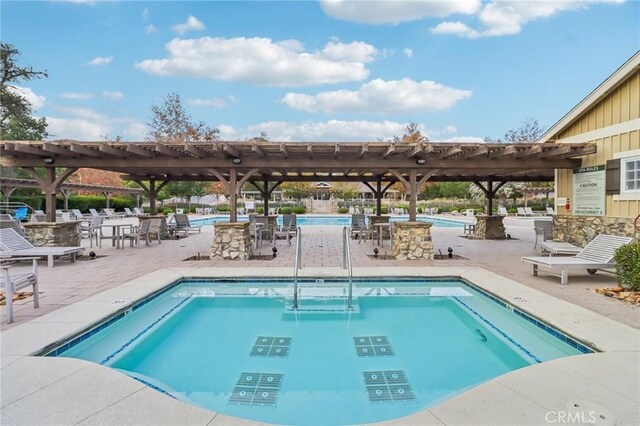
[[211, 222, 253, 260], [473, 215, 506, 240], [391, 221, 434, 260], [23, 222, 81, 247]]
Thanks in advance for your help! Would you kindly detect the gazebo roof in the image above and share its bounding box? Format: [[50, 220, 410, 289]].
[[0, 140, 596, 184]]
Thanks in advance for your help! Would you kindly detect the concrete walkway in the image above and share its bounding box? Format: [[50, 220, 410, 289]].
[[2, 216, 638, 329]]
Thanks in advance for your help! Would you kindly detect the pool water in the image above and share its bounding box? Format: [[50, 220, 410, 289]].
[[52, 279, 588, 425], [191, 215, 464, 227]]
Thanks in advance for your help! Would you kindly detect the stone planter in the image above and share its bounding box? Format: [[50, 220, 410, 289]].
[[211, 222, 252, 260], [473, 215, 506, 240], [23, 221, 81, 247], [391, 221, 434, 260]]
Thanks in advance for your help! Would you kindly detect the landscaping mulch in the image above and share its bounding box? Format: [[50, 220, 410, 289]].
[[594, 287, 640, 305], [0, 291, 34, 306]]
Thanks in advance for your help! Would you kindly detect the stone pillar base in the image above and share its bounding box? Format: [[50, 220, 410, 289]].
[[211, 222, 252, 260], [23, 221, 81, 247], [473, 215, 505, 240], [391, 221, 434, 260], [553, 214, 635, 247]]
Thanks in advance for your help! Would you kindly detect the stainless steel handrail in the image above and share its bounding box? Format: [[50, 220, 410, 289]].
[[293, 226, 302, 309], [343, 226, 354, 310]]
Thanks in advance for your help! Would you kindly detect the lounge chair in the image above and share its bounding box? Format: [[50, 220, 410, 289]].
[[516, 207, 527, 216], [498, 207, 508, 216], [350, 214, 369, 243], [1, 256, 39, 323], [0, 228, 85, 268], [524, 207, 541, 216], [133, 207, 148, 216], [14, 207, 28, 221], [546, 207, 555, 215], [103, 208, 125, 219], [123, 207, 135, 217], [89, 208, 103, 218], [171, 214, 202, 236], [30, 210, 47, 222], [72, 209, 89, 220], [521, 234, 633, 285]]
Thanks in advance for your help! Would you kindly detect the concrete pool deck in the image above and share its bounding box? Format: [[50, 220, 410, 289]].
[[1, 217, 639, 425]]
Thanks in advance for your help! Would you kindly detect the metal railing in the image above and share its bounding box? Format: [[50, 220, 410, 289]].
[[343, 226, 354, 310], [292, 226, 302, 310]]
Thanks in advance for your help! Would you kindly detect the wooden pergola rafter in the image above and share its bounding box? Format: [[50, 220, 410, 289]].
[[0, 140, 596, 221]]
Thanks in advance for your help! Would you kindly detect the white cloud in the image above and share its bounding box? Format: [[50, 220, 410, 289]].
[[7, 86, 46, 110], [144, 24, 157, 34], [88, 56, 113, 66], [142, 7, 150, 20], [403, 48, 413, 59], [61, 92, 93, 100], [172, 15, 205, 34], [218, 120, 417, 142], [103, 91, 124, 101], [188, 96, 235, 108], [320, 0, 482, 24], [136, 37, 378, 86], [440, 125, 458, 135], [45, 106, 146, 141], [282, 78, 471, 114], [440, 136, 485, 143], [432, 0, 625, 38]]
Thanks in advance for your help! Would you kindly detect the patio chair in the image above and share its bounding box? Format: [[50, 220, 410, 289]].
[[30, 210, 47, 222], [14, 207, 28, 221], [79, 216, 103, 248], [122, 219, 151, 247], [148, 219, 162, 244], [0, 217, 25, 236], [249, 221, 262, 248], [350, 214, 369, 243], [1, 256, 39, 323], [521, 234, 633, 285], [464, 218, 477, 237], [172, 214, 202, 236], [274, 214, 297, 245], [0, 228, 84, 268], [533, 219, 553, 248]]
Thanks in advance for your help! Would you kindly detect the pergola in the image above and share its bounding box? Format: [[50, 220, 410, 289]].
[[0, 140, 596, 222], [0, 177, 144, 210]]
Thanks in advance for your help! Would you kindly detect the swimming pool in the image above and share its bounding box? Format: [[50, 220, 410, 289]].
[[191, 215, 465, 227], [47, 277, 591, 425]]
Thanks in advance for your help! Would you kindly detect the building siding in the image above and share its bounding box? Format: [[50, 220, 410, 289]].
[[555, 70, 639, 219]]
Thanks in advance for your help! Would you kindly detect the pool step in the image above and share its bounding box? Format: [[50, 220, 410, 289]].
[[283, 286, 360, 315]]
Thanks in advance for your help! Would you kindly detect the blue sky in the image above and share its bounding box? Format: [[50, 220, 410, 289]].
[[3, 0, 639, 142]]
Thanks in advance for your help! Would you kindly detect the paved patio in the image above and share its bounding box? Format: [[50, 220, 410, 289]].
[[1, 216, 638, 329]]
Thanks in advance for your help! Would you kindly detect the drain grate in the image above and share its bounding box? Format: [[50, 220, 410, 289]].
[[229, 372, 283, 406], [251, 336, 292, 357], [354, 336, 394, 357], [363, 370, 416, 404]]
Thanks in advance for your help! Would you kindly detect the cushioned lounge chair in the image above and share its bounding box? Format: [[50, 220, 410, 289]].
[[0, 228, 84, 268], [521, 234, 633, 285]]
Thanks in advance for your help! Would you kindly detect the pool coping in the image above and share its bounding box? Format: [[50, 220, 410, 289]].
[[2, 266, 639, 425]]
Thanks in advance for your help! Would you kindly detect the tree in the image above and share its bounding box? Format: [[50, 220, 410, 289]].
[[393, 122, 429, 143], [486, 118, 544, 143], [147, 93, 219, 143], [333, 182, 359, 200], [1, 43, 48, 140], [281, 182, 313, 200]]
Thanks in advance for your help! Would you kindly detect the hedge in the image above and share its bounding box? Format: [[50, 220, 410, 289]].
[[615, 242, 640, 290]]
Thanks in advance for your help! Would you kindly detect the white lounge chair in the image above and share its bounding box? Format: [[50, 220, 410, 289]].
[[546, 207, 555, 215], [103, 208, 125, 219], [516, 207, 527, 216], [498, 207, 508, 216], [1, 256, 39, 323], [0, 228, 85, 268], [171, 214, 202, 236], [521, 234, 633, 285], [72, 209, 89, 220], [133, 207, 148, 216]]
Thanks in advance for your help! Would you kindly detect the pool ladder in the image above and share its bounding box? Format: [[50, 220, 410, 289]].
[[291, 226, 354, 311]]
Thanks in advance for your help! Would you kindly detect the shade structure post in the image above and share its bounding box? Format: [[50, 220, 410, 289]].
[[229, 169, 238, 222], [409, 170, 417, 221], [263, 178, 269, 215], [376, 180, 382, 216], [149, 179, 157, 215]]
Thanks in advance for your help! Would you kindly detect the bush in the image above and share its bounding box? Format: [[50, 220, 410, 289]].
[[380, 206, 389, 214], [615, 242, 640, 290], [5, 195, 43, 210], [279, 207, 292, 214], [292, 206, 306, 214], [417, 207, 423, 214], [508, 208, 518, 214], [338, 207, 349, 214], [216, 204, 230, 212], [257, 207, 264, 214]]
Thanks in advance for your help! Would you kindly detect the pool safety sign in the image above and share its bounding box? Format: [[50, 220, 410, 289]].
[[572, 165, 605, 216]]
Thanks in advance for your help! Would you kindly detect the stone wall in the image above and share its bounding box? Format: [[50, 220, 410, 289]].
[[211, 222, 252, 260], [553, 215, 636, 247], [473, 215, 506, 240], [23, 221, 81, 247], [391, 221, 434, 260]]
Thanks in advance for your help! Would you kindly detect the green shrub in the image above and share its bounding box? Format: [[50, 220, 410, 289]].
[[292, 206, 306, 214], [216, 204, 230, 212], [257, 207, 264, 214], [6, 195, 43, 210], [507, 208, 518, 214], [380, 206, 389, 214], [614, 242, 640, 290], [417, 207, 423, 214], [161, 208, 173, 215], [338, 207, 349, 214], [279, 207, 292, 214]]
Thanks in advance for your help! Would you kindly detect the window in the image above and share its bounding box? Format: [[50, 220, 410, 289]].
[[621, 155, 640, 194]]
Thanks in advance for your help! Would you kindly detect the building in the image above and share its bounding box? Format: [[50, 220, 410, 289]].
[[538, 51, 639, 245]]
